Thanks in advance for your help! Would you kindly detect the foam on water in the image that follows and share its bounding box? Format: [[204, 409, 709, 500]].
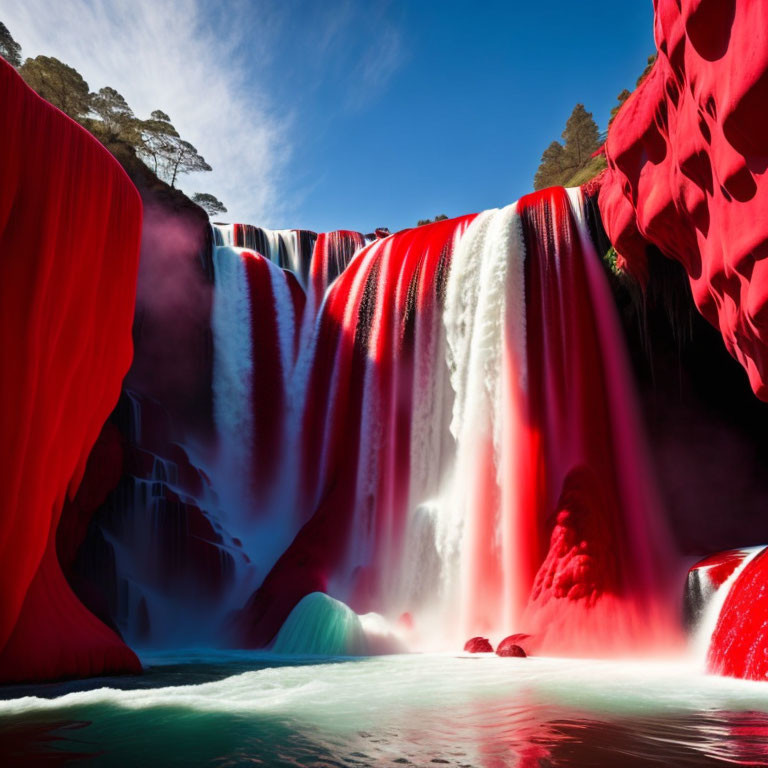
[[4, 654, 768, 719], [5, 655, 768, 766]]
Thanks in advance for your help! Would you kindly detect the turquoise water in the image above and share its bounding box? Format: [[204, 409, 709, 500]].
[[3, 652, 768, 766]]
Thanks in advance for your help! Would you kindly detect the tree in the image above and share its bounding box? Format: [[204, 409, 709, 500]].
[[135, 111, 211, 187], [638, 54, 657, 85], [417, 214, 448, 226], [89, 86, 140, 144], [609, 54, 657, 128], [136, 110, 179, 175], [609, 89, 632, 128], [533, 141, 568, 190], [19, 56, 90, 120], [159, 138, 212, 188], [0, 21, 21, 68], [533, 104, 600, 190], [561, 103, 601, 170], [192, 193, 227, 216], [134, 110, 213, 188]]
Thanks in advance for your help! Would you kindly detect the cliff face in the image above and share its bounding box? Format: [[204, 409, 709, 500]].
[[598, 0, 768, 681], [599, 0, 768, 398], [0, 59, 142, 682]]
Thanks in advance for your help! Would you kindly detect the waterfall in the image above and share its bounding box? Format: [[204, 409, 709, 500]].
[[211, 245, 254, 518], [92, 187, 678, 657], [229, 187, 677, 654], [213, 223, 317, 289]]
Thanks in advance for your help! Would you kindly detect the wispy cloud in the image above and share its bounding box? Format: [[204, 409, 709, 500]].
[[263, 0, 406, 112], [3, 0, 291, 226], [347, 20, 403, 110]]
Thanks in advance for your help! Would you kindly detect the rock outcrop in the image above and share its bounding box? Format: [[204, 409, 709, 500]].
[[599, 0, 768, 398]]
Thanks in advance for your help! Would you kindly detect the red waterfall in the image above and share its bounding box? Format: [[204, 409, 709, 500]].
[[234, 189, 677, 654]]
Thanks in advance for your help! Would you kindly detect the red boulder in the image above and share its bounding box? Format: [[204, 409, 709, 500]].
[[463, 636, 493, 653], [496, 638, 527, 658]]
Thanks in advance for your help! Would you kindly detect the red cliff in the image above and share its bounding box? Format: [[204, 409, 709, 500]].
[[0, 59, 142, 682], [598, 0, 768, 398], [598, 0, 768, 680]]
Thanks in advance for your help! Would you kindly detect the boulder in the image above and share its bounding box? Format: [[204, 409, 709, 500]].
[[463, 636, 493, 653]]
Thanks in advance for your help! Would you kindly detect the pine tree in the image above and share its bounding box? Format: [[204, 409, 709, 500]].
[[533, 141, 568, 190], [561, 103, 601, 170], [0, 21, 21, 68]]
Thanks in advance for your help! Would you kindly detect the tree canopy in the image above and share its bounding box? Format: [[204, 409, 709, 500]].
[[192, 193, 227, 216], [417, 214, 448, 226], [136, 110, 180, 175], [0, 21, 21, 68], [19, 56, 92, 121], [1, 23, 218, 204], [160, 138, 212, 188], [88, 86, 143, 145], [533, 141, 568, 190], [562, 104, 601, 169]]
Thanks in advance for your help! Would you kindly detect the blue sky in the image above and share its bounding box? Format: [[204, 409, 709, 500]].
[[6, 0, 654, 233]]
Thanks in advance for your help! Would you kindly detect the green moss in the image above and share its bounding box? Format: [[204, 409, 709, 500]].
[[562, 154, 607, 187]]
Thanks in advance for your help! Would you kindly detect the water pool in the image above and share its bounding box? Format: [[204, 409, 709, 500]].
[[2, 652, 768, 766]]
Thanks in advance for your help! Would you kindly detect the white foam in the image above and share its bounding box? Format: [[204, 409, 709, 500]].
[[3, 655, 768, 722]]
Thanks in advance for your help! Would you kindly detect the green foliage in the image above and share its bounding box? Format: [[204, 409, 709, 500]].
[[19, 56, 91, 121], [136, 110, 180, 175], [417, 214, 448, 226], [0, 21, 21, 68], [534, 53, 658, 190], [134, 110, 210, 187], [561, 153, 607, 188], [603, 245, 621, 275], [88, 86, 142, 145], [638, 54, 657, 85], [608, 54, 658, 128], [533, 141, 568, 190], [159, 138, 212, 188], [562, 103, 601, 169], [10, 36, 214, 196], [192, 193, 227, 216], [609, 89, 631, 128]]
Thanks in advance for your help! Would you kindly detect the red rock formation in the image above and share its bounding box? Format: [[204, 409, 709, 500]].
[[496, 639, 527, 658], [496, 633, 533, 656], [0, 59, 142, 681], [598, 0, 768, 398], [464, 637, 493, 653], [708, 548, 768, 681]]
